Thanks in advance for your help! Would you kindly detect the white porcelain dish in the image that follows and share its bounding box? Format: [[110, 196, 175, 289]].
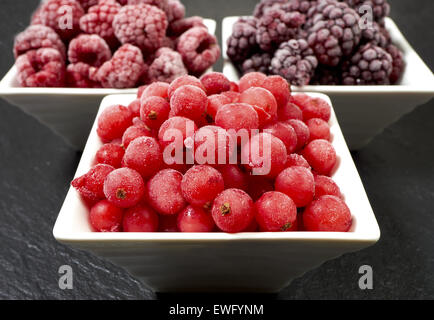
[[222, 17, 434, 150], [53, 92, 380, 293], [0, 19, 216, 150]]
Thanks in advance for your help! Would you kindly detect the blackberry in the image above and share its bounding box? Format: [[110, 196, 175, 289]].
[[226, 17, 259, 64], [256, 7, 305, 52], [270, 39, 318, 86], [343, 0, 390, 22], [241, 52, 272, 75], [310, 66, 340, 85], [360, 20, 390, 48], [386, 44, 405, 84], [341, 43, 392, 85], [306, 0, 361, 66], [253, 0, 288, 18]]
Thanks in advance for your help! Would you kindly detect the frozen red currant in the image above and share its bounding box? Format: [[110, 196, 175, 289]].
[[263, 121, 298, 154], [215, 103, 259, 134], [158, 116, 197, 149], [314, 174, 342, 199], [221, 91, 241, 103], [140, 96, 170, 129], [261, 75, 291, 109], [170, 85, 208, 124], [306, 118, 331, 142], [147, 169, 186, 215], [177, 205, 215, 232], [140, 81, 169, 100], [181, 165, 224, 208], [123, 136, 162, 179], [247, 175, 274, 202], [200, 72, 231, 95], [243, 218, 259, 232], [240, 87, 278, 126], [291, 94, 331, 122], [123, 204, 159, 232], [194, 125, 235, 165], [205, 94, 231, 122], [286, 119, 310, 151], [103, 167, 145, 208], [275, 166, 315, 207], [97, 104, 133, 142], [72, 164, 115, 203], [121, 124, 152, 149], [286, 153, 310, 169], [255, 191, 297, 232], [239, 72, 267, 92], [168, 75, 206, 99], [90, 200, 124, 232], [95, 143, 124, 168], [158, 214, 179, 232], [302, 139, 337, 176], [218, 165, 248, 191], [303, 195, 352, 232], [128, 99, 141, 117], [211, 188, 255, 233], [278, 102, 303, 121]]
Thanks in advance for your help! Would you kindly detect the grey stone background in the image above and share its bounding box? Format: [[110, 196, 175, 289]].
[[0, 0, 433, 299]]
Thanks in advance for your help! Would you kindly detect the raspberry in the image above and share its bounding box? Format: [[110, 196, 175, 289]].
[[386, 44, 405, 84], [211, 188, 255, 233], [95, 143, 125, 168], [200, 72, 231, 95], [14, 25, 66, 60], [205, 94, 231, 122], [291, 94, 331, 121], [159, 214, 179, 232], [306, 0, 361, 66], [97, 104, 133, 142], [218, 165, 249, 191], [255, 191, 297, 231], [264, 121, 298, 154], [103, 167, 145, 208], [310, 66, 340, 85], [166, 0, 185, 23], [31, 5, 43, 25], [177, 206, 215, 232], [240, 87, 278, 127], [341, 43, 392, 85], [177, 27, 221, 75], [241, 52, 272, 75], [141, 81, 169, 100], [158, 116, 197, 149], [314, 174, 342, 199], [215, 103, 259, 134], [78, 0, 98, 11], [71, 164, 115, 203], [123, 204, 159, 232], [113, 4, 168, 53], [194, 126, 235, 165], [275, 166, 315, 207], [147, 169, 187, 215], [181, 165, 224, 208], [147, 48, 188, 84], [127, 0, 169, 11], [247, 175, 274, 202], [303, 195, 352, 231], [302, 139, 337, 176], [66, 62, 100, 88], [306, 118, 330, 142], [278, 102, 303, 121], [96, 44, 146, 88], [286, 153, 310, 168], [253, 0, 287, 18], [123, 136, 163, 178], [343, 0, 390, 22], [261, 75, 291, 109], [36, 0, 85, 41], [256, 7, 305, 51], [140, 96, 170, 129], [168, 16, 206, 38], [79, 0, 121, 48], [239, 72, 267, 92], [16, 48, 65, 87], [286, 119, 310, 150], [226, 17, 259, 65], [241, 132, 287, 178], [128, 99, 141, 117], [90, 200, 124, 232], [68, 34, 111, 67], [170, 85, 208, 124], [270, 39, 318, 86], [121, 124, 152, 148], [168, 75, 206, 99]]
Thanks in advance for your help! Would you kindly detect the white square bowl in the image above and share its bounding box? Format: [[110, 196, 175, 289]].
[[53, 92, 380, 293], [222, 17, 434, 150], [0, 19, 216, 150]]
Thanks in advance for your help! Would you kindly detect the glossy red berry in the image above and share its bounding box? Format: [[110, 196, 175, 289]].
[[255, 191, 297, 232], [103, 167, 145, 208], [123, 204, 159, 232], [90, 200, 124, 232]]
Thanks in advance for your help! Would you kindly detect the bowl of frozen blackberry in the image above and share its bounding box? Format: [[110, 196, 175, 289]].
[[223, 0, 434, 150]]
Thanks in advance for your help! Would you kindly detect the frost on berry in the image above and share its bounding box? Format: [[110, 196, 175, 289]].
[[68, 34, 111, 67], [241, 53, 272, 75], [226, 17, 259, 65], [103, 167, 145, 208], [72, 164, 115, 203], [123, 204, 159, 232], [97, 104, 133, 142], [275, 166, 315, 207], [177, 205, 215, 232], [90, 200, 124, 232], [168, 16, 206, 38], [66, 62, 100, 88], [147, 47, 188, 84], [123, 136, 163, 179], [255, 191, 297, 232]]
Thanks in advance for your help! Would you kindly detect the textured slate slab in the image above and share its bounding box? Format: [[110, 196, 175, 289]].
[[0, 0, 433, 300]]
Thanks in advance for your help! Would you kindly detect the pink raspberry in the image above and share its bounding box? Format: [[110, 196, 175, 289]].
[[14, 25, 66, 60], [168, 16, 206, 37], [16, 48, 66, 87], [147, 47, 188, 83], [77, 0, 98, 11], [127, 0, 169, 11], [113, 4, 168, 53], [177, 27, 221, 75], [79, 0, 121, 48], [166, 0, 185, 23], [36, 0, 85, 41], [68, 34, 111, 67], [66, 62, 100, 87], [95, 44, 146, 88]]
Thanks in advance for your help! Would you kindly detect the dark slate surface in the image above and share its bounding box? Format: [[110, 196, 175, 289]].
[[0, 0, 433, 300]]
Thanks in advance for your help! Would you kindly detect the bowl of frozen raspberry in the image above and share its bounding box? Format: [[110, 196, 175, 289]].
[[222, 0, 434, 150], [53, 71, 380, 293], [0, 0, 218, 150]]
